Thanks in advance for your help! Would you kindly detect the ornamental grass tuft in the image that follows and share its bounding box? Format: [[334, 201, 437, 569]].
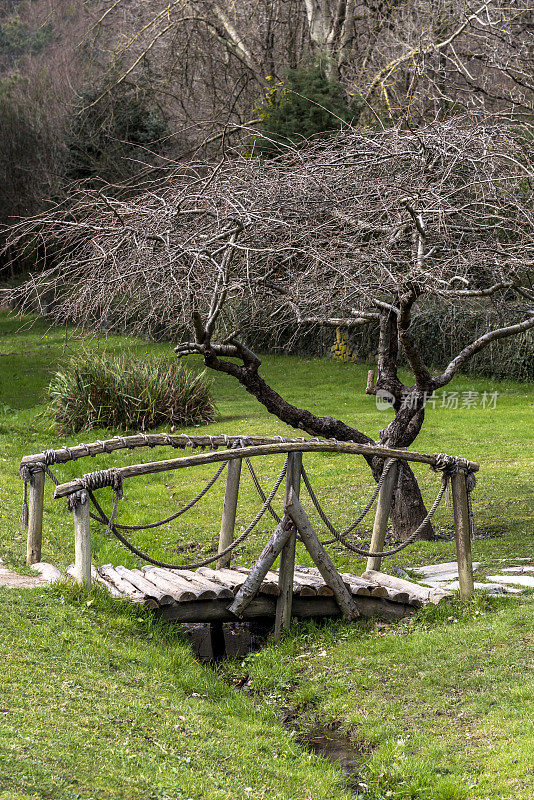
[[48, 352, 216, 433]]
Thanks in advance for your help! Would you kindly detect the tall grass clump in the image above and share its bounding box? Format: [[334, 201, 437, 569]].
[[49, 352, 216, 433]]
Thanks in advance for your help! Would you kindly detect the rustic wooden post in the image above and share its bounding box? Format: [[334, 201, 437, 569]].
[[366, 460, 399, 572], [217, 457, 242, 568], [274, 451, 302, 642], [73, 493, 92, 588], [229, 515, 294, 617], [285, 489, 359, 620], [26, 468, 45, 565], [451, 470, 474, 600]]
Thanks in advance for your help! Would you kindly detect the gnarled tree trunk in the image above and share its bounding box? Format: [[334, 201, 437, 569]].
[[194, 339, 435, 541]]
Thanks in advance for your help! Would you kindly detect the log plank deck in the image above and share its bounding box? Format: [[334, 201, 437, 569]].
[[83, 564, 447, 623]]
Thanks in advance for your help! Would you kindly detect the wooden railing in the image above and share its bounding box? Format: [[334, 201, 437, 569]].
[[20, 435, 479, 610]]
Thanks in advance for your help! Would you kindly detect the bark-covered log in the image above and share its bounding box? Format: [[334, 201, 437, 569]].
[[229, 516, 294, 617]]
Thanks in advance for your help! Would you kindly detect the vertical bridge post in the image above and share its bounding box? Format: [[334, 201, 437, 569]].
[[26, 468, 45, 565], [217, 457, 242, 569], [275, 451, 302, 642], [73, 493, 92, 587], [451, 470, 474, 600], [366, 460, 399, 573]]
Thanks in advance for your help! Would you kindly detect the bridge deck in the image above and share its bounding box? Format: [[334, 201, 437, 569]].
[[75, 564, 447, 623]]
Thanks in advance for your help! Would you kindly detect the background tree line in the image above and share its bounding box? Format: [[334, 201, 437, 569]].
[[1, 1, 532, 238], [1, 1, 532, 382]]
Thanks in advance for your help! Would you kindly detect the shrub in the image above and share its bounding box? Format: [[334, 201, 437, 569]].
[[49, 352, 216, 433], [254, 63, 361, 155], [0, 18, 53, 59]]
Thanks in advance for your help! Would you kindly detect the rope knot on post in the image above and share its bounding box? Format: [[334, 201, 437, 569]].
[[80, 468, 124, 497], [20, 458, 57, 526], [66, 489, 88, 511], [43, 450, 57, 466], [432, 453, 476, 538], [432, 453, 476, 484], [432, 452, 460, 475]]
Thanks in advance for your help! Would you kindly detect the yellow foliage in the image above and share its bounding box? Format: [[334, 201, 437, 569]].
[[331, 328, 356, 363]]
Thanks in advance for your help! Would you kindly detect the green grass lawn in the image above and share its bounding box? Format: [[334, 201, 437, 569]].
[[0, 583, 349, 800], [0, 311, 533, 799]]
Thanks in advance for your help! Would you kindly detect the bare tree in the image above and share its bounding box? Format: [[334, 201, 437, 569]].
[[5, 116, 533, 537], [82, 0, 533, 145], [359, 1, 534, 120]]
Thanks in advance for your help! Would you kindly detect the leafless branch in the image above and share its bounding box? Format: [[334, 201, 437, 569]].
[[435, 314, 534, 387]]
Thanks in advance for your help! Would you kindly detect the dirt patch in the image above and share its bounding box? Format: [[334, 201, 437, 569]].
[[0, 565, 47, 589], [0, 558, 48, 589]]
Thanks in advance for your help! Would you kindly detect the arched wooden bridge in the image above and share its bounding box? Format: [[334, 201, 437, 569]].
[[20, 434, 478, 641]]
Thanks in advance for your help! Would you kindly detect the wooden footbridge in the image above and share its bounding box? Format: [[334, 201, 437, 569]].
[[73, 563, 446, 623], [20, 434, 478, 642]]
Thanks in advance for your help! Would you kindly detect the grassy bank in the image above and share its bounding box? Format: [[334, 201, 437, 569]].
[[0, 583, 349, 800], [0, 310, 533, 800]]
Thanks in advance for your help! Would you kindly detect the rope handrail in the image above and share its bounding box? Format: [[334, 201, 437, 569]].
[[303, 458, 396, 545], [245, 457, 282, 524], [81, 456, 289, 570], [301, 464, 450, 558], [21, 436, 478, 560], [23, 434, 480, 475], [20, 438, 294, 532], [65, 449, 472, 564], [19, 436, 286, 523], [78, 443, 284, 536], [89, 439, 245, 532], [95, 460, 228, 532]]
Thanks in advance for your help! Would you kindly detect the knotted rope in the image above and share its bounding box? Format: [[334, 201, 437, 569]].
[[65, 468, 123, 511], [66, 489, 88, 511], [82, 468, 124, 494], [20, 450, 60, 525]]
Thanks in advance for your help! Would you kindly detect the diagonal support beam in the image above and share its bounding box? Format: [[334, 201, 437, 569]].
[[285, 489, 360, 620], [228, 515, 294, 617], [275, 451, 302, 641]]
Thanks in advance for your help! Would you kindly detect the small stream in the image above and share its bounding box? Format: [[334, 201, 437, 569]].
[[297, 725, 367, 795], [204, 624, 368, 794]]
